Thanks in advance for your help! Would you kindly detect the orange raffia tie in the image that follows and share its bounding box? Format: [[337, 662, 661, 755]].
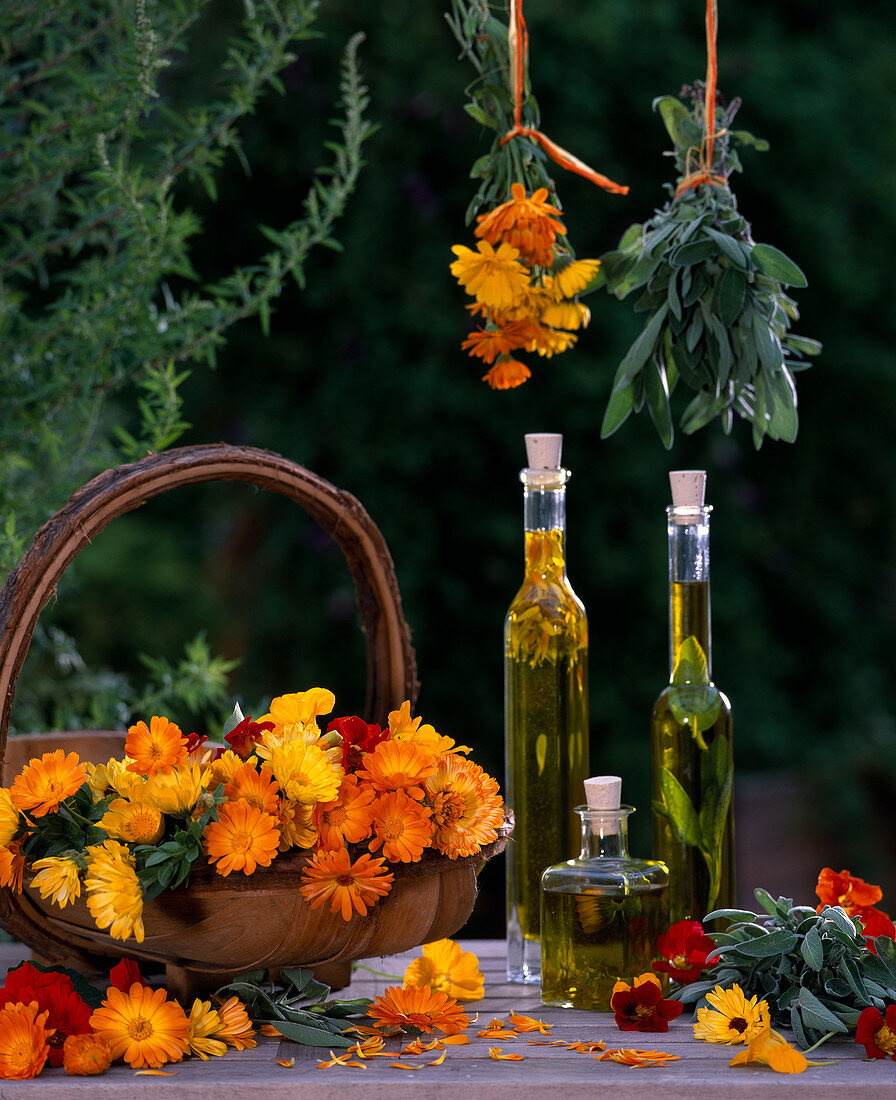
[[675, 0, 727, 196], [500, 0, 629, 196]]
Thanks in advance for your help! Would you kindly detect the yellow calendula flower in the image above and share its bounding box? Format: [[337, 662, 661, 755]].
[[0, 788, 20, 848], [29, 854, 82, 908], [142, 763, 209, 817], [693, 983, 771, 1045], [538, 299, 590, 331], [404, 939, 484, 1002], [551, 257, 601, 298], [209, 749, 252, 788], [99, 798, 165, 845], [186, 1000, 227, 1060], [450, 240, 531, 313], [84, 840, 145, 943], [268, 740, 342, 805], [387, 701, 466, 755], [87, 757, 145, 802], [277, 798, 317, 850]]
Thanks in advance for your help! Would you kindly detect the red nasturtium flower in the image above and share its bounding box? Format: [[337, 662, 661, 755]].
[[610, 973, 684, 1033], [815, 867, 883, 914], [327, 715, 389, 773], [855, 1004, 896, 1060], [0, 963, 92, 1068], [224, 716, 275, 761], [856, 907, 896, 953], [109, 959, 149, 993], [653, 919, 717, 984]]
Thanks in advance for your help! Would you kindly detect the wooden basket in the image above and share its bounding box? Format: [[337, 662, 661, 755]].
[[0, 444, 501, 998]]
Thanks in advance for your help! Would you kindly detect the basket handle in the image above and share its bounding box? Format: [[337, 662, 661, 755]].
[[0, 443, 418, 758]]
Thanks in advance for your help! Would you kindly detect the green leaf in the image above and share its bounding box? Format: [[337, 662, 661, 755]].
[[796, 988, 850, 1033], [704, 908, 759, 923], [671, 636, 711, 686], [670, 238, 716, 267], [874, 937, 896, 982], [800, 925, 824, 972], [658, 767, 701, 847], [716, 267, 745, 327], [724, 929, 799, 958], [653, 95, 693, 149], [267, 1018, 353, 1048], [645, 358, 674, 450], [751, 243, 808, 288], [600, 368, 634, 439], [613, 304, 669, 391], [703, 226, 749, 269]]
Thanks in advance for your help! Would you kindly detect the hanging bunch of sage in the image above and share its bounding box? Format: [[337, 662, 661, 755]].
[[598, 87, 821, 449], [677, 889, 896, 1049]]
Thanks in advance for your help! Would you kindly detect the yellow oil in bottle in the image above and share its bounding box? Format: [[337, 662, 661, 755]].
[[505, 527, 588, 981]]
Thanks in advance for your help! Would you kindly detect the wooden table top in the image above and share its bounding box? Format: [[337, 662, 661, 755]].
[[0, 939, 894, 1096]]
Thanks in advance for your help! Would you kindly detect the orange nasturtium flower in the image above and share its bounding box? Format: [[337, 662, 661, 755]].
[[124, 717, 188, 776], [89, 984, 189, 1069], [299, 848, 394, 921], [730, 1027, 822, 1073], [0, 1001, 53, 1079], [815, 867, 883, 915], [367, 985, 470, 1036], [855, 1005, 896, 1060], [403, 939, 484, 1002], [62, 1033, 112, 1076], [475, 182, 566, 268], [203, 801, 280, 876], [367, 790, 433, 863], [610, 973, 684, 1033], [10, 750, 88, 817]]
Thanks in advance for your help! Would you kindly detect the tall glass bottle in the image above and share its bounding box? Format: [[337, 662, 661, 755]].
[[650, 470, 734, 923], [505, 433, 589, 983]]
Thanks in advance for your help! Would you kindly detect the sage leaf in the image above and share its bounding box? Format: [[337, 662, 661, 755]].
[[658, 767, 701, 847], [704, 908, 758, 923], [797, 988, 849, 1033], [800, 925, 824, 972], [268, 1018, 353, 1048], [724, 929, 798, 958], [752, 243, 808, 287], [613, 304, 669, 390]]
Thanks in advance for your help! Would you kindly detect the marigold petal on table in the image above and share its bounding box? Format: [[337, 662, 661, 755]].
[[488, 1045, 524, 1061], [729, 1027, 818, 1073]]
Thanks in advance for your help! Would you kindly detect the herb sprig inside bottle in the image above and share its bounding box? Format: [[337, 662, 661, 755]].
[[598, 81, 821, 450]]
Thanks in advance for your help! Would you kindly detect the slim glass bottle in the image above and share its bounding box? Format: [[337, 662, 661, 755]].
[[505, 433, 589, 983], [541, 776, 669, 1010], [650, 470, 734, 923]]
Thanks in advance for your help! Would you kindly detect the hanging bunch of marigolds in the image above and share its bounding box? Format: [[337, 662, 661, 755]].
[[0, 688, 503, 943], [446, 0, 626, 390]]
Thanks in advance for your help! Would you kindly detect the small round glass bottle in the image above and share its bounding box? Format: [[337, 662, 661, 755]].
[[541, 778, 669, 1011]]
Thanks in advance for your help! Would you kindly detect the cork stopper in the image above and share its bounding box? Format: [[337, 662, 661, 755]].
[[669, 469, 706, 525], [584, 776, 621, 811], [525, 433, 562, 470]]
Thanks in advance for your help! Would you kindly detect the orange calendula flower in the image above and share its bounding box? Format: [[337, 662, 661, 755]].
[[224, 762, 281, 816], [368, 790, 432, 863], [356, 740, 436, 801], [450, 240, 531, 313], [482, 356, 531, 390], [0, 788, 20, 848], [730, 1027, 823, 1073], [0, 1001, 53, 1079], [314, 774, 376, 850], [62, 1033, 112, 1075], [90, 984, 189, 1069], [212, 997, 256, 1050], [403, 939, 484, 1002], [209, 749, 252, 788], [124, 716, 188, 776], [0, 840, 25, 893], [475, 182, 566, 268], [203, 801, 280, 876], [424, 754, 503, 859], [10, 750, 87, 817], [461, 319, 542, 364], [815, 867, 883, 915], [489, 1046, 524, 1061], [368, 985, 469, 1036], [99, 798, 164, 845], [299, 849, 393, 921], [529, 324, 578, 357]]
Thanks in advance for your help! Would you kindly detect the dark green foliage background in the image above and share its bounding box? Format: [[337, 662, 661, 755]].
[[26, 0, 896, 931]]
